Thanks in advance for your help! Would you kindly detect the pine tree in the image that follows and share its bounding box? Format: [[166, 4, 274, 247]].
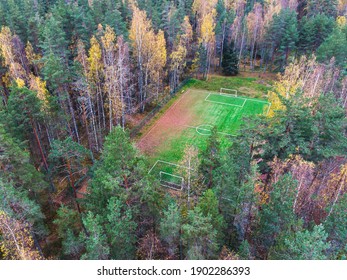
[[105, 197, 137, 259], [80, 212, 109, 260], [257, 174, 298, 251], [0, 123, 48, 200], [221, 41, 239, 76], [199, 127, 221, 187], [265, 8, 299, 69], [53, 205, 83, 258], [270, 224, 331, 260], [84, 127, 162, 223], [49, 137, 91, 214], [317, 27, 347, 67], [298, 14, 335, 54], [3, 84, 49, 170], [197, 189, 226, 244], [260, 92, 347, 164], [306, 0, 339, 17], [182, 206, 218, 260], [324, 188, 347, 256], [160, 201, 181, 258]]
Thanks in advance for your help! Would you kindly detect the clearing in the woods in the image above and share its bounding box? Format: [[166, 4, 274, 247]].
[[137, 80, 271, 189]]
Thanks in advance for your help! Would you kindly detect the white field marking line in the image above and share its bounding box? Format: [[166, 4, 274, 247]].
[[195, 89, 270, 105], [195, 124, 213, 136], [211, 92, 246, 102], [220, 88, 238, 96], [160, 182, 183, 191], [196, 129, 212, 136], [208, 93, 248, 107], [184, 125, 236, 137], [160, 181, 183, 191], [160, 171, 184, 181], [160, 181, 183, 190], [206, 93, 271, 115], [157, 160, 193, 170], [213, 92, 271, 105], [139, 90, 190, 142], [148, 160, 160, 174], [220, 93, 237, 97], [148, 160, 193, 175], [205, 93, 245, 108]]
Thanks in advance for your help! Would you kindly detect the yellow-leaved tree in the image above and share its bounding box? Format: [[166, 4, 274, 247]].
[[101, 25, 119, 131], [267, 55, 327, 117], [130, 4, 167, 111], [151, 30, 167, 101], [170, 38, 187, 92], [88, 35, 105, 131], [199, 9, 217, 79], [25, 41, 42, 75], [29, 74, 50, 112], [0, 26, 26, 82], [337, 15, 347, 27], [0, 211, 43, 260]]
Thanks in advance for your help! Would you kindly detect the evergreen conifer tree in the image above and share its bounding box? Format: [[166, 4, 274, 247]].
[[222, 41, 239, 76]]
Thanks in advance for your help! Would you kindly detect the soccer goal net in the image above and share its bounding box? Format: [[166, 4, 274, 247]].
[[159, 171, 184, 190], [220, 88, 238, 97]]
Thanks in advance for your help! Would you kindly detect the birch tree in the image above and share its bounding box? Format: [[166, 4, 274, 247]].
[[88, 36, 105, 133], [130, 4, 167, 111], [199, 9, 217, 79], [130, 5, 153, 111], [116, 36, 132, 128], [101, 25, 118, 131], [75, 40, 100, 152]]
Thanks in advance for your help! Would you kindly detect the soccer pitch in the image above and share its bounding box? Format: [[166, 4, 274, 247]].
[[137, 89, 270, 189]]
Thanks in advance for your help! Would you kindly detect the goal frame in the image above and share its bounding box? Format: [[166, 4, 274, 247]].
[[220, 88, 238, 97], [159, 171, 184, 190]]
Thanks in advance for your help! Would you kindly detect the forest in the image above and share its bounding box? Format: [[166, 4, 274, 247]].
[[0, 0, 347, 260]]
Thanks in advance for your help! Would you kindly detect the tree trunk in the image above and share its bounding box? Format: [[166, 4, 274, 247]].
[[66, 89, 80, 144], [30, 116, 48, 171], [220, 21, 226, 68], [238, 25, 246, 67]]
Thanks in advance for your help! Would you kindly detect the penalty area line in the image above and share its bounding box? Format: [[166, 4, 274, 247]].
[[207, 92, 271, 108], [205, 93, 246, 108]]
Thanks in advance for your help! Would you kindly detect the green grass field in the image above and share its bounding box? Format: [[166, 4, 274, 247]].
[[137, 86, 271, 188]]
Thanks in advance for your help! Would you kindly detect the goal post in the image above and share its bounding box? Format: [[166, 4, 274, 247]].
[[159, 171, 184, 190], [220, 88, 238, 97]]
